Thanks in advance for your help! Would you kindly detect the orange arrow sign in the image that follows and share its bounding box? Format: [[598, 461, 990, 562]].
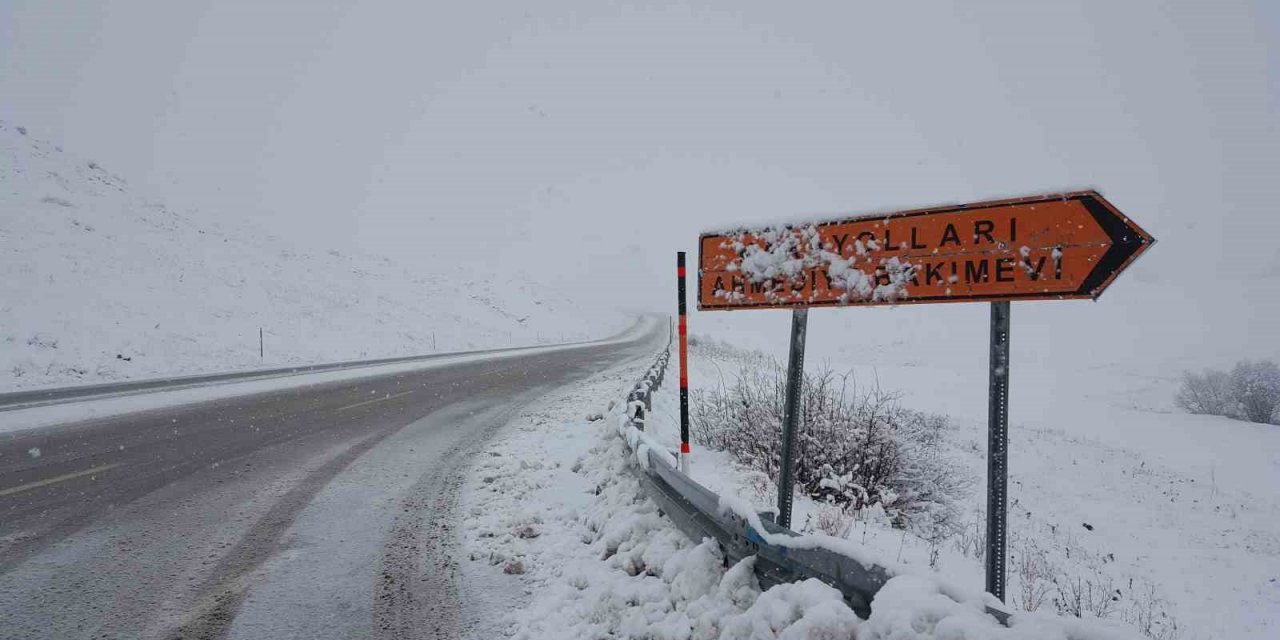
[[698, 191, 1154, 310]]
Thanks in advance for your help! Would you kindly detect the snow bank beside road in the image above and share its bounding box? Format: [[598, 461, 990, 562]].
[[460, 348, 1148, 639], [460, 355, 863, 638]]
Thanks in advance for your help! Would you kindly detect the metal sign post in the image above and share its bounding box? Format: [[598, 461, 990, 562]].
[[677, 252, 691, 474], [986, 301, 1011, 602], [776, 307, 808, 529]]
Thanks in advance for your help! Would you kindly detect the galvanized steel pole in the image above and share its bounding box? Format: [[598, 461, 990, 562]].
[[777, 307, 808, 529], [986, 301, 1011, 602]]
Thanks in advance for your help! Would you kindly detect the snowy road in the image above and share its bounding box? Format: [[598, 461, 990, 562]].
[[0, 322, 662, 640]]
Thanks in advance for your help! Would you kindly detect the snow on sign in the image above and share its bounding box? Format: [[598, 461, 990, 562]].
[[697, 190, 1154, 310]]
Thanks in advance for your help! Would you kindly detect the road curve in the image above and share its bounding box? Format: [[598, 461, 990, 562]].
[[0, 321, 662, 640]]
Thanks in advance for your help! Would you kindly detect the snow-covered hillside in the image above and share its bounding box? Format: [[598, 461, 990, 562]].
[[0, 122, 628, 392]]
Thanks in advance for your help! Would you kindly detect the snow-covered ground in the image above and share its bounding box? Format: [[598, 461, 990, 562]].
[[635, 336, 1279, 640], [457, 342, 1174, 638], [0, 121, 628, 393], [458, 352, 869, 639]]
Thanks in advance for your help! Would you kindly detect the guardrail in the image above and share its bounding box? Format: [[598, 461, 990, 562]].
[[615, 341, 1010, 624]]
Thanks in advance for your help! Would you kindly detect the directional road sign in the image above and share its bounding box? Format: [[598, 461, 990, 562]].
[[698, 190, 1154, 310]]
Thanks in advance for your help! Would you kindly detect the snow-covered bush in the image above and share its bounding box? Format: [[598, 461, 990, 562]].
[[1173, 369, 1233, 416], [1176, 359, 1280, 424], [1229, 359, 1280, 424], [689, 358, 969, 531]]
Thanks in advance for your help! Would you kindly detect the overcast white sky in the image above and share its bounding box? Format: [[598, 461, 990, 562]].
[[2, 0, 1277, 363]]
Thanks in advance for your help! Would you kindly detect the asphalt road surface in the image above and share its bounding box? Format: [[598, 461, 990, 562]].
[[0, 324, 661, 640]]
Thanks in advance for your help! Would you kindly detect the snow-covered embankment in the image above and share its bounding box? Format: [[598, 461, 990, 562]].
[[459, 344, 1150, 639]]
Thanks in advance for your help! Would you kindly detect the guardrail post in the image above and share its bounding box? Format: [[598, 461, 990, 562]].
[[777, 307, 808, 529]]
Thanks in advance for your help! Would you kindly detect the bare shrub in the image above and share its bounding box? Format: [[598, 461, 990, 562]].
[[1010, 522, 1184, 640], [1124, 580, 1183, 640], [1229, 359, 1280, 424], [689, 362, 786, 477], [1174, 369, 1234, 416], [1054, 570, 1120, 620], [951, 509, 986, 561], [689, 358, 969, 530], [1010, 539, 1055, 612]]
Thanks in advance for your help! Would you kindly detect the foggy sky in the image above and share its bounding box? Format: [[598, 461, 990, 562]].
[[2, 0, 1277, 363]]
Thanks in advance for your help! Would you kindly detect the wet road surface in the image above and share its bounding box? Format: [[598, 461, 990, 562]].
[[0, 325, 659, 639]]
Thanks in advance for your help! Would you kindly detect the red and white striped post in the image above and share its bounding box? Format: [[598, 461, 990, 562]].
[[677, 252, 691, 473]]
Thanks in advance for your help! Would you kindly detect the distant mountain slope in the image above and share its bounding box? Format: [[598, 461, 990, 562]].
[[0, 122, 627, 392]]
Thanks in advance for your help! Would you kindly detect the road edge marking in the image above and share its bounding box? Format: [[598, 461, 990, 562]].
[[336, 390, 416, 413], [0, 462, 125, 497]]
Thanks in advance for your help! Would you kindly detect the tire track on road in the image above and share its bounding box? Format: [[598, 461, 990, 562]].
[[373, 401, 527, 640], [162, 429, 389, 640]]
